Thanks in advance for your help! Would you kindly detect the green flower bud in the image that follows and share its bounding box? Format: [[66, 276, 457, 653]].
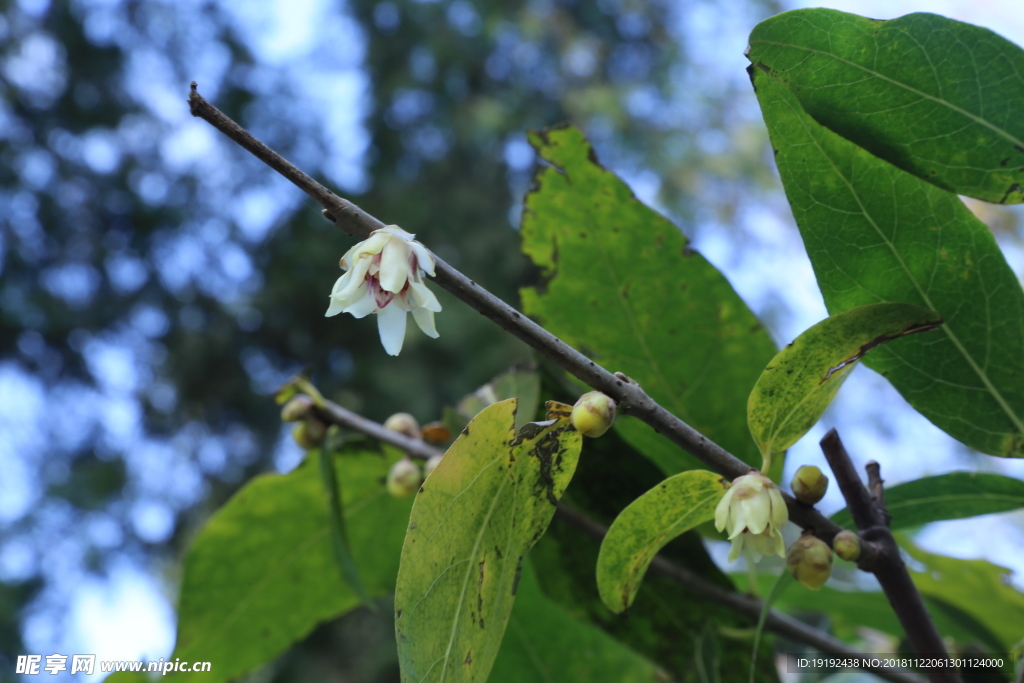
[[280, 395, 315, 422], [384, 412, 421, 440], [387, 458, 423, 498], [571, 391, 617, 438], [791, 465, 829, 505], [833, 530, 861, 562], [786, 533, 833, 590], [423, 454, 444, 479], [291, 418, 327, 449]]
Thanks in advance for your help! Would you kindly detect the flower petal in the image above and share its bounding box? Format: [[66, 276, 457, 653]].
[[408, 280, 442, 312], [377, 302, 408, 356], [344, 289, 378, 318], [727, 535, 745, 563], [340, 232, 389, 269], [714, 488, 734, 533], [334, 258, 373, 301], [411, 306, 439, 338], [326, 296, 346, 317], [738, 493, 770, 535], [768, 485, 788, 529], [379, 239, 412, 293], [377, 225, 415, 240], [409, 241, 436, 277]]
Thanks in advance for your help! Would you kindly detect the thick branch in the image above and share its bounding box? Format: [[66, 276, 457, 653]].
[[820, 430, 960, 683], [188, 82, 852, 544], [310, 395, 921, 683]]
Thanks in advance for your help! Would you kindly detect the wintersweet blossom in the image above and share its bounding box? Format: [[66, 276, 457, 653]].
[[325, 226, 441, 356], [714, 472, 788, 562]]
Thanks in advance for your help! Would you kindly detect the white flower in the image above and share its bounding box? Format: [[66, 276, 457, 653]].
[[714, 472, 788, 563], [325, 226, 441, 356]]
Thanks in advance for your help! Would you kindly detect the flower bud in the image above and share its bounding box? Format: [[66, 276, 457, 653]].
[[791, 465, 829, 505], [786, 533, 833, 590], [833, 530, 861, 562], [384, 412, 421, 440], [423, 454, 444, 478], [421, 421, 453, 445], [386, 457, 423, 498], [292, 418, 327, 449], [571, 391, 617, 438], [280, 395, 315, 422]]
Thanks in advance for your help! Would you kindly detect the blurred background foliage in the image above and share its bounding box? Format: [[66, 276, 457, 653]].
[[3, 0, 1021, 680]]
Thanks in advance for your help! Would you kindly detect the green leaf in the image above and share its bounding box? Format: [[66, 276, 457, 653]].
[[694, 625, 722, 683], [748, 303, 942, 465], [748, 10, 1024, 204], [318, 446, 375, 610], [903, 538, 1024, 651], [521, 125, 779, 476], [751, 65, 1024, 457], [162, 447, 413, 682], [831, 472, 1024, 530], [490, 559, 662, 683], [527, 407, 779, 683], [596, 470, 728, 613], [394, 399, 582, 683], [103, 674, 149, 683]]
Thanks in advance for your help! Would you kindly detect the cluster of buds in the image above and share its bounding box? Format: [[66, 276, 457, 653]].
[[281, 395, 329, 449], [383, 411, 445, 497]]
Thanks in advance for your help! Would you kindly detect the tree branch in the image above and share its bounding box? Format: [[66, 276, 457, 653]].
[[820, 429, 961, 683], [191, 84, 962, 680], [310, 394, 922, 683], [554, 503, 924, 683], [187, 82, 853, 545]]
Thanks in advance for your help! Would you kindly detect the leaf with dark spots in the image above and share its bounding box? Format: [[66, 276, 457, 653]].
[[394, 400, 581, 683], [752, 62, 1024, 457], [521, 125, 779, 478], [748, 304, 942, 466]]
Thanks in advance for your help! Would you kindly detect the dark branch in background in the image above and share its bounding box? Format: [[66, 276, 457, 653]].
[[312, 394, 922, 683], [820, 430, 960, 683], [189, 83, 945, 671], [187, 82, 851, 544]]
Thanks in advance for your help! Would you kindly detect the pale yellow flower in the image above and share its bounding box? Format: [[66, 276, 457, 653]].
[[714, 472, 788, 562], [325, 226, 441, 356]]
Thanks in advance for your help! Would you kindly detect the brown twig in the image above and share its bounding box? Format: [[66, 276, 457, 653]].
[[186, 82, 855, 546], [314, 400, 438, 460], [820, 429, 961, 683]]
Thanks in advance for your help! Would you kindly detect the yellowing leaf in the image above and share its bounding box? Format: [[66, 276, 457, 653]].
[[596, 470, 728, 613], [748, 303, 941, 466], [395, 399, 582, 683]]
